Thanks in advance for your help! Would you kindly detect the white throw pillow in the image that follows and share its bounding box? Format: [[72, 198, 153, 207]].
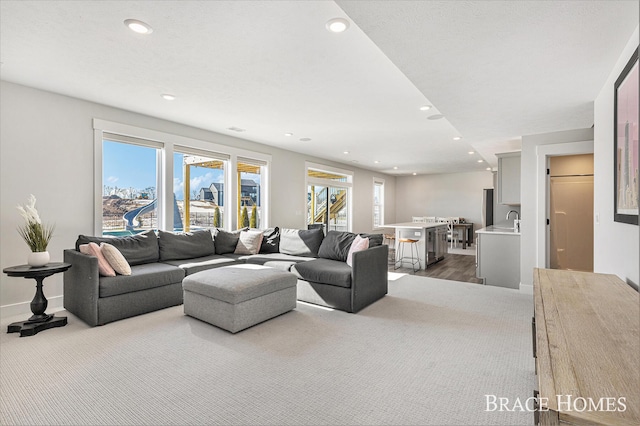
[[234, 230, 264, 255], [100, 242, 132, 276], [346, 235, 369, 267]]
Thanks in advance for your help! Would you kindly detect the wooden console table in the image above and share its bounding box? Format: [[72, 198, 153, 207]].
[[533, 268, 639, 425]]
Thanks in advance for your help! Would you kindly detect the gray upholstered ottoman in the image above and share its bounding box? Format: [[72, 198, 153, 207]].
[[182, 264, 297, 333]]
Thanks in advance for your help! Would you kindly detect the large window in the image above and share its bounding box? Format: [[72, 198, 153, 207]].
[[95, 120, 270, 235], [174, 148, 228, 232], [237, 158, 266, 228], [102, 136, 160, 236], [373, 178, 385, 228], [306, 164, 352, 232]]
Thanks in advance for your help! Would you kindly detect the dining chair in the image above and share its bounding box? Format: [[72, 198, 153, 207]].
[[448, 217, 464, 248], [437, 217, 456, 248]]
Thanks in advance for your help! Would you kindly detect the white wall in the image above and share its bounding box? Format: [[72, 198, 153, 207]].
[[393, 171, 494, 225], [520, 128, 595, 290], [518, 27, 639, 292], [593, 26, 639, 289], [0, 81, 396, 318]]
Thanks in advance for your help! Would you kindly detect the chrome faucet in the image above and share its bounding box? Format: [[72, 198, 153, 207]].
[[507, 210, 520, 232]]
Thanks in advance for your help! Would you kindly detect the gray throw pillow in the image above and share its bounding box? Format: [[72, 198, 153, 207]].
[[214, 228, 248, 254], [158, 229, 215, 261], [279, 228, 324, 257], [318, 231, 356, 262], [359, 233, 383, 247], [75, 230, 159, 265]]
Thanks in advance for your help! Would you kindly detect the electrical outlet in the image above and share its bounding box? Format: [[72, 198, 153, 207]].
[[414, 231, 421, 236], [595, 213, 599, 225]]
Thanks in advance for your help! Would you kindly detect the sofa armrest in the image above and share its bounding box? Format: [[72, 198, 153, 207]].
[[350, 244, 388, 312], [63, 249, 100, 326]]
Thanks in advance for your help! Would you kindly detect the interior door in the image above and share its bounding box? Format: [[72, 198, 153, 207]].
[[549, 175, 594, 271]]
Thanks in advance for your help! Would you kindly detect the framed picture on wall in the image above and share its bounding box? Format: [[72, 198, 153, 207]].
[[613, 47, 639, 225]]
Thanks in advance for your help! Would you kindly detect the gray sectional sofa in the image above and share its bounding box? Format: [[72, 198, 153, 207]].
[[63, 227, 388, 326]]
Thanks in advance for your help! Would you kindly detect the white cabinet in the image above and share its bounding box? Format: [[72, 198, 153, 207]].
[[497, 151, 521, 205], [476, 231, 520, 289]]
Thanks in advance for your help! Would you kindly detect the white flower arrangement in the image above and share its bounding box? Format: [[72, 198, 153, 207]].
[[17, 194, 55, 252]]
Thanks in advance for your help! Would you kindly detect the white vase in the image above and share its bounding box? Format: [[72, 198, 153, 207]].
[[28, 251, 50, 267]]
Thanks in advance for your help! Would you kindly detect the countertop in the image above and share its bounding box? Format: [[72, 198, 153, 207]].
[[475, 225, 521, 236], [383, 222, 448, 229]]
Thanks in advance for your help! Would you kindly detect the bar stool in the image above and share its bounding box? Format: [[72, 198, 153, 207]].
[[383, 234, 396, 266], [395, 238, 420, 273]]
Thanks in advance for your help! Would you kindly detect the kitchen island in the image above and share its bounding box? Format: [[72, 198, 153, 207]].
[[384, 222, 448, 269]]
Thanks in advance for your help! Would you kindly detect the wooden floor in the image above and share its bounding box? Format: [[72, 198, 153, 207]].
[[389, 249, 483, 284]]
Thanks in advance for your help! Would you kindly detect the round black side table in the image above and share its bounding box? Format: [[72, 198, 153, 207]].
[[3, 262, 72, 337]]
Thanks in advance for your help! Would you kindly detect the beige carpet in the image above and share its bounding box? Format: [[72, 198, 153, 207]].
[[0, 273, 535, 425]]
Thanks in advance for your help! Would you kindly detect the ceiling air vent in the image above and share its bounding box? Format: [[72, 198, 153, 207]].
[[227, 127, 246, 132]]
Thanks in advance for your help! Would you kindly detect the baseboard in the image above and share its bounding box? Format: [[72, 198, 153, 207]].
[[519, 283, 533, 295], [0, 295, 64, 321]]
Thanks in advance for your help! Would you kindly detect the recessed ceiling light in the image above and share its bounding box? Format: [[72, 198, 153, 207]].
[[393, 166, 398, 170], [412, 172, 417, 176], [477, 160, 484, 163], [419, 105, 431, 111], [284, 132, 293, 137], [486, 167, 492, 171], [468, 151, 475, 155], [343, 151, 349, 155], [326, 18, 350, 33], [374, 160, 380, 164], [161, 94, 176, 101], [427, 114, 444, 120], [124, 19, 153, 35], [299, 138, 311, 142], [453, 136, 462, 141]]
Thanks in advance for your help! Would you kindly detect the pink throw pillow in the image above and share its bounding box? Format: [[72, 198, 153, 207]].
[[79, 242, 116, 277], [346, 235, 369, 267]]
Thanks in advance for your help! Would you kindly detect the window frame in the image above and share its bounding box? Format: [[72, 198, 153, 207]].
[[236, 156, 268, 229], [304, 162, 353, 232], [93, 119, 271, 234], [373, 177, 385, 229]]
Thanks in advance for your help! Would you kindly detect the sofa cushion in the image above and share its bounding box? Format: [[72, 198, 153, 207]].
[[234, 230, 264, 255], [76, 230, 159, 266], [242, 253, 316, 265], [99, 262, 185, 298], [279, 228, 324, 257], [214, 228, 247, 254], [359, 233, 383, 247], [292, 258, 352, 288], [259, 227, 280, 253], [161, 254, 236, 275], [318, 231, 356, 262], [158, 229, 215, 261]]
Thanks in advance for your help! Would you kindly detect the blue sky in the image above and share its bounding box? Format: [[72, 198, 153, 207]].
[[103, 141, 256, 200]]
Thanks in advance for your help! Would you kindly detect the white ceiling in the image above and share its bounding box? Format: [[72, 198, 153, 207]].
[[1, 1, 638, 175]]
